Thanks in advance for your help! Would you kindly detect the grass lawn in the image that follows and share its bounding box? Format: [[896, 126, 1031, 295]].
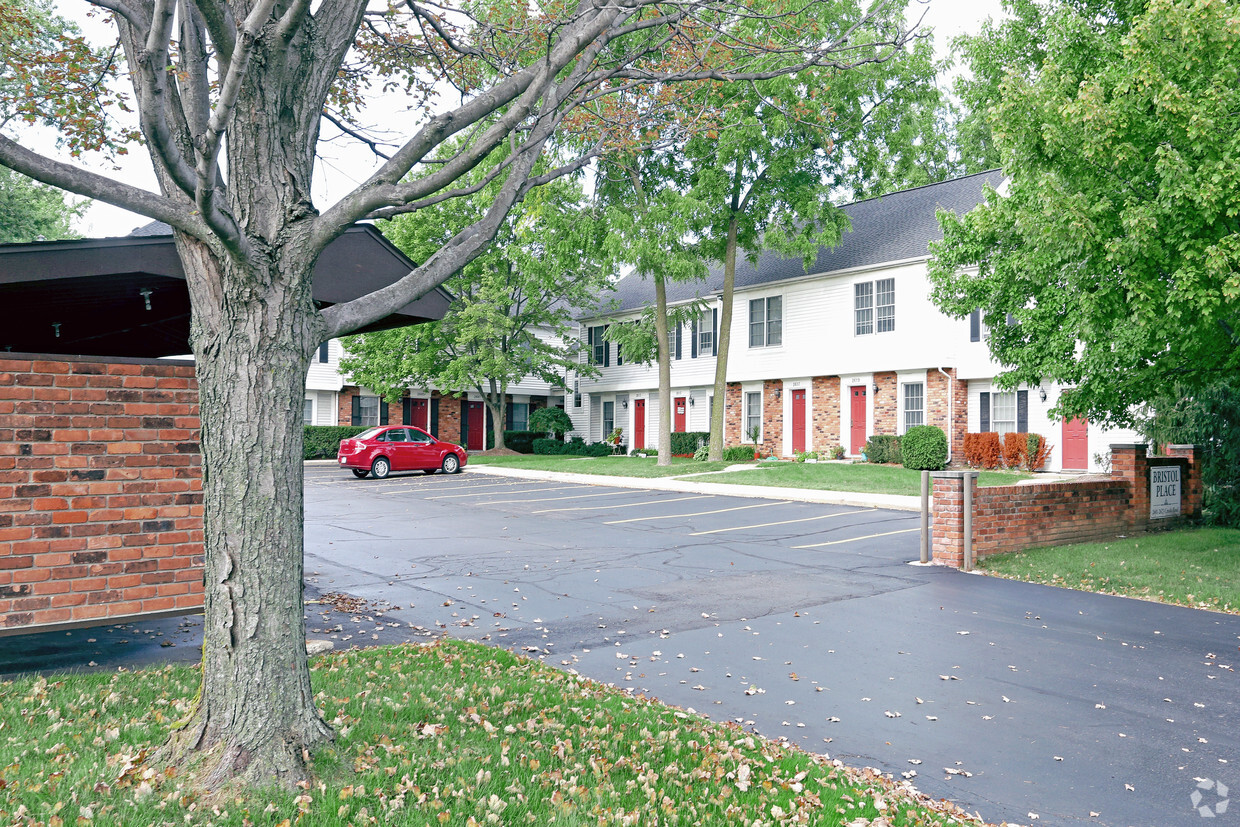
[[470, 453, 735, 477], [978, 527, 1240, 614], [688, 462, 1032, 496], [0, 639, 980, 826]]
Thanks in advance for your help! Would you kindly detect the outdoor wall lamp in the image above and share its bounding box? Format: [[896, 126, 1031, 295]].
[[140, 287, 153, 310], [1039, 388, 1048, 402], [621, 400, 628, 409], [688, 397, 695, 406], [52, 322, 61, 338], [872, 382, 880, 394]]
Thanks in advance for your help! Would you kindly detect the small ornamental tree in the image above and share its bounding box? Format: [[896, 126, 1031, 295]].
[[529, 407, 573, 440], [901, 425, 948, 470]]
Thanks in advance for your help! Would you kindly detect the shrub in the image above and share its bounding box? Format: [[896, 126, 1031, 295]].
[[825, 445, 845, 460], [1002, 432, 1029, 468], [670, 431, 710, 455], [503, 430, 541, 454], [631, 447, 657, 457], [528, 407, 573, 438], [794, 450, 813, 463], [304, 425, 372, 459], [1026, 433, 1053, 471], [901, 425, 948, 470], [723, 445, 757, 462], [533, 437, 567, 455], [864, 434, 902, 464], [693, 445, 709, 461], [581, 441, 612, 457], [963, 432, 1002, 469]]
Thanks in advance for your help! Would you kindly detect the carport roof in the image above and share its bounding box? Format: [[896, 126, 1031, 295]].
[[0, 223, 450, 358], [593, 169, 1005, 317]]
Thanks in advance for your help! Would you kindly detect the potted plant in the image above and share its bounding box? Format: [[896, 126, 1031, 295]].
[[746, 424, 761, 459]]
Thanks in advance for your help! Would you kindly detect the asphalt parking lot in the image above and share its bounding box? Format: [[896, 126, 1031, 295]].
[[3, 464, 1236, 827], [302, 465, 1239, 827]]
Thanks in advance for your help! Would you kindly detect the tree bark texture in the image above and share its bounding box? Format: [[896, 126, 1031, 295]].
[[707, 216, 738, 461], [653, 275, 673, 467]]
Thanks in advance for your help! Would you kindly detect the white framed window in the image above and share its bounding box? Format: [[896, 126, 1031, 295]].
[[696, 312, 715, 356], [358, 395, 380, 427], [573, 379, 581, 408], [748, 296, 782, 347], [509, 402, 529, 431], [992, 391, 1017, 437], [744, 391, 762, 441], [303, 397, 314, 425], [602, 400, 615, 439], [856, 278, 895, 335], [588, 325, 609, 366], [902, 383, 924, 432]]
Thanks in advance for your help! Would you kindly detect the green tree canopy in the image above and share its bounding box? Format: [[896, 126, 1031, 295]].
[[929, 0, 1240, 427], [0, 167, 85, 242]]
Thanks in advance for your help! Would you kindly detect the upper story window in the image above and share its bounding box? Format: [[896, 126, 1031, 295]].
[[692, 310, 717, 357], [855, 278, 895, 335], [587, 325, 610, 366], [667, 322, 683, 360], [748, 296, 782, 348], [317, 342, 330, 363]]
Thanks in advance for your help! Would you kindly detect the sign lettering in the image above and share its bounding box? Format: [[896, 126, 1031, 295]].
[[1150, 466, 1182, 520]]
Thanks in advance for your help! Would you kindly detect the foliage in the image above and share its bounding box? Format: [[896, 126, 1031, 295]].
[[931, 0, 1240, 426], [532, 437, 610, 457], [793, 450, 813, 463], [632, 447, 657, 457], [533, 437, 569, 455], [979, 528, 1240, 614], [746, 424, 762, 444], [829, 445, 846, 460], [964, 432, 1003, 470], [304, 425, 372, 460], [1137, 381, 1240, 527], [1027, 433, 1054, 471], [1001, 432, 1028, 469], [901, 425, 948, 470], [723, 445, 758, 462], [693, 444, 710, 461], [864, 434, 902, 464], [670, 431, 710, 456], [528, 407, 573, 438], [0, 166, 84, 242], [502, 430, 541, 454]]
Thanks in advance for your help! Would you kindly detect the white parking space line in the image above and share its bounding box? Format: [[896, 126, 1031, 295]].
[[480, 491, 624, 505], [604, 501, 790, 525], [426, 485, 579, 500], [791, 527, 920, 549], [688, 508, 876, 536], [532, 495, 712, 514], [378, 480, 536, 495]]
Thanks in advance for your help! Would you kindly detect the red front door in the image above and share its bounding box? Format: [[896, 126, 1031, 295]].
[[791, 389, 806, 454], [634, 399, 646, 450], [466, 401, 485, 451], [1062, 417, 1088, 470], [410, 398, 429, 430], [674, 396, 687, 433], [850, 386, 867, 455]]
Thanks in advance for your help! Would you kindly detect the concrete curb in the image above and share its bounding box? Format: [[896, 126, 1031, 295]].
[[463, 463, 921, 511]]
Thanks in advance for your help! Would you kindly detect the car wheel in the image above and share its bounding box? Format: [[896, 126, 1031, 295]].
[[351, 468, 369, 479], [371, 457, 391, 479], [441, 454, 460, 474]]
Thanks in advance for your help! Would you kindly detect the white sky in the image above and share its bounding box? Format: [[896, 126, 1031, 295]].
[[49, 0, 1005, 237]]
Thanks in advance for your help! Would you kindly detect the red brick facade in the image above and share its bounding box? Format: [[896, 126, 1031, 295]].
[[931, 444, 1200, 567], [337, 386, 401, 430], [761, 380, 784, 456], [926, 368, 968, 464], [0, 355, 204, 632], [872, 371, 898, 434], [725, 383, 743, 446], [810, 375, 841, 454]]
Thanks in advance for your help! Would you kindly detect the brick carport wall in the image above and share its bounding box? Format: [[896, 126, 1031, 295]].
[[0, 354, 204, 633]]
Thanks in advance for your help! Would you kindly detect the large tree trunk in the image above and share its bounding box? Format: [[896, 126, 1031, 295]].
[[653, 274, 673, 467], [483, 381, 508, 451], [161, 232, 332, 789], [707, 216, 738, 461]]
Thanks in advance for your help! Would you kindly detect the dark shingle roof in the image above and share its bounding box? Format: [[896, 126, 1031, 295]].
[[597, 170, 1003, 317]]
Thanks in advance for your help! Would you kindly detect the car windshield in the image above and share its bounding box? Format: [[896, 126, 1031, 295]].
[[355, 428, 384, 441]]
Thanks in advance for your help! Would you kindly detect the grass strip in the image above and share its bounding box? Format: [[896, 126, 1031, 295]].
[[978, 527, 1240, 613], [470, 454, 735, 477], [678, 463, 1031, 496], [0, 638, 985, 826]]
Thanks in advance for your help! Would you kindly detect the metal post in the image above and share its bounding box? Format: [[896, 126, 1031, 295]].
[[919, 470, 930, 563], [963, 471, 974, 572]]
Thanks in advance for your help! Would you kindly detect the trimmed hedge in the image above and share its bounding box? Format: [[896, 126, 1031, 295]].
[[670, 431, 710, 455], [533, 437, 569, 455], [901, 425, 948, 470], [723, 445, 758, 462], [963, 432, 1002, 469], [304, 425, 372, 460], [503, 430, 541, 454], [532, 437, 611, 457], [864, 434, 902, 464]]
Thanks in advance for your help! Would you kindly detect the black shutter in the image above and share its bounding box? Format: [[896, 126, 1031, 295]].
[[380, 401, 389, 425], [1017, 390, 1029, 433], [979, 392, 991, 432], [712, 309, 719, 356], [351, 394, 361, 426], [970, 310, 980, 342], [430, 398, 439, 436], [402, 397, 412, 426], [318, 342, 329, 362], [674, 325, 682, 360], [587, 326, 595, 363], [602, 325, 610, 367], [460, 399, 469, 446], [691, 319, 699, 358], [505, 401, 514, 431]]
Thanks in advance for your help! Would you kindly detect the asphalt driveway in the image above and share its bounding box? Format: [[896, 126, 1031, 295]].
[[303, 465, 1239, 827]]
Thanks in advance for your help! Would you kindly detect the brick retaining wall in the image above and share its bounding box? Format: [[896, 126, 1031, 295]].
[[0, 354, 203, 633], [931, 444, 1200, 567]]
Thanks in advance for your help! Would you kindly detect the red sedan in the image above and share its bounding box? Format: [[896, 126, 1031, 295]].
[[337, 425, 468, 479]]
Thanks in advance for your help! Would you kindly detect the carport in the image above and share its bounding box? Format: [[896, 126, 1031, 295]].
[[0, 225, 449, 634]]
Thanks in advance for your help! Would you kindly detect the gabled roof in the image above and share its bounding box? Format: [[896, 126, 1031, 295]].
[[0, 223, 451, 358], [597, 169, 1004, 317]]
